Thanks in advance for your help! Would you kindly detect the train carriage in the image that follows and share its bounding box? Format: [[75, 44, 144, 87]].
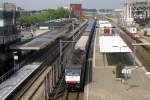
[[65, 20, 96, 91]]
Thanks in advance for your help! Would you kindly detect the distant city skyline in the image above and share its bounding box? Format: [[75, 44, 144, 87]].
[[2, 0, 146, 10]]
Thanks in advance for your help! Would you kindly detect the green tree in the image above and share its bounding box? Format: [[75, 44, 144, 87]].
[[20, 8, 73, 25], [116, 63, 124, 78]]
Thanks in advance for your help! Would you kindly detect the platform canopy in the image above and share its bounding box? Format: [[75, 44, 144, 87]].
[[17, 29, 68, 50], [99, 20, 112, 28], [18, 38, 54, 50], [99, 36, 132, 53]]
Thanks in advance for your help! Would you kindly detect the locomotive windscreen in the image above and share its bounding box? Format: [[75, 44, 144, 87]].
[[65, 68, 80, 76]]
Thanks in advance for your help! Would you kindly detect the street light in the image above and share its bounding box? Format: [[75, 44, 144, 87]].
[[49, 16, 52, 30], [71, 22, 75, 40], [133, 40, 136, 66], [69, 0, 71, 20], [13, 51, 18, 72]]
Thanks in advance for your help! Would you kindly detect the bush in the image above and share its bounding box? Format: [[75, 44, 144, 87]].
[[116, 63, 124, 78]]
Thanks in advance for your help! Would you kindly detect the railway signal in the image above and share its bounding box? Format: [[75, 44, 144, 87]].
[[13, 51, 18, 72]]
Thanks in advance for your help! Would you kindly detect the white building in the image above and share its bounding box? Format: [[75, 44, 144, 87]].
[[123, 3, 134, 26], [122, 2, 149, 26]]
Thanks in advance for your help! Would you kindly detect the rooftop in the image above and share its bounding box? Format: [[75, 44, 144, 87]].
[[99, 36, 132, 53]]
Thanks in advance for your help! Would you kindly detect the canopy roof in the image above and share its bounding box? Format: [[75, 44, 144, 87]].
[[99, 20, 112, 28], [99, 36, 132, 53]]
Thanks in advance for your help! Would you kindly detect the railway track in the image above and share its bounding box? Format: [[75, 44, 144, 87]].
[[54, 87, 83, 100], [49, 22, 89, 100], [0, 20, 88, 100], [63, 91, 83, 100], [12, 42, 60, 99], [112, 21, 150, 70]]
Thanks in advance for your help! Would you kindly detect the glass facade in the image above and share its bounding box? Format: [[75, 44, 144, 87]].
[[0, 3, 20, 45], [0, 11, 3, 19], [0, 2, 4, 27], [0, 1, 3, 8]]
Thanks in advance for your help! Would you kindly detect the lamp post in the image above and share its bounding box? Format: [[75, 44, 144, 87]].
[[71, 22, 75, 40], [69, 0, 72, 20], [13, 51, 18, 72], [49, 16, 52, 30], [133, 39, 136, 66]]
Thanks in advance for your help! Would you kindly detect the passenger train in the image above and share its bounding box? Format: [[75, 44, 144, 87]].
[[65, 20, 96, 91]]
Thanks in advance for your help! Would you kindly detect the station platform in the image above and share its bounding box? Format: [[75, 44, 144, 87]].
[[84, 25, 150, 100], [21, 29, 49, 40], [14, 28, 69, 50], [0, 62, 42, 100]]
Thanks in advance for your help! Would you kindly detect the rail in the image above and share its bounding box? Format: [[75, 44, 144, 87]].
[[110, 19, 150, 70], [16, 25, 84, 99], [0, 23, 78, 83], [5, 42, 61, 100], [0, 50, 38, 84], [65, 91, 82, 100], [0, 20, 88, 99], [49, 20, 88, 100]]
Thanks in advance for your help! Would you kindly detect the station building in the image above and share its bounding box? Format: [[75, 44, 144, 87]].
[[0, 2, 21, 76], [122, 2, 150, 26], [148, 0, 150, 15], [0, 2, 21, 45], [70, 4, 82, 17]]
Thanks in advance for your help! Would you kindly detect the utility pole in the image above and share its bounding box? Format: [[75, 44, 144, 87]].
[[133, 39, 136, 66], [49, 16, 51, 30], [69, 0, 72, 20], [59, 40, 76, 70], [13, 51, 18, 72], [147, 0, 150, 18]]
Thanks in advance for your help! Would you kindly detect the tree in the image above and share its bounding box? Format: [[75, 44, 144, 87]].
[[116, 63, 124, 78], [20, 8, 73, 25]]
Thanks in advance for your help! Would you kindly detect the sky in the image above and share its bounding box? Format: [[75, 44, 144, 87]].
[[3, 0, 146, 10]]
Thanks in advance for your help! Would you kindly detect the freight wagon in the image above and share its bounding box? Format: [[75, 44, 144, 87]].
[[65, 20, 96, 91]]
